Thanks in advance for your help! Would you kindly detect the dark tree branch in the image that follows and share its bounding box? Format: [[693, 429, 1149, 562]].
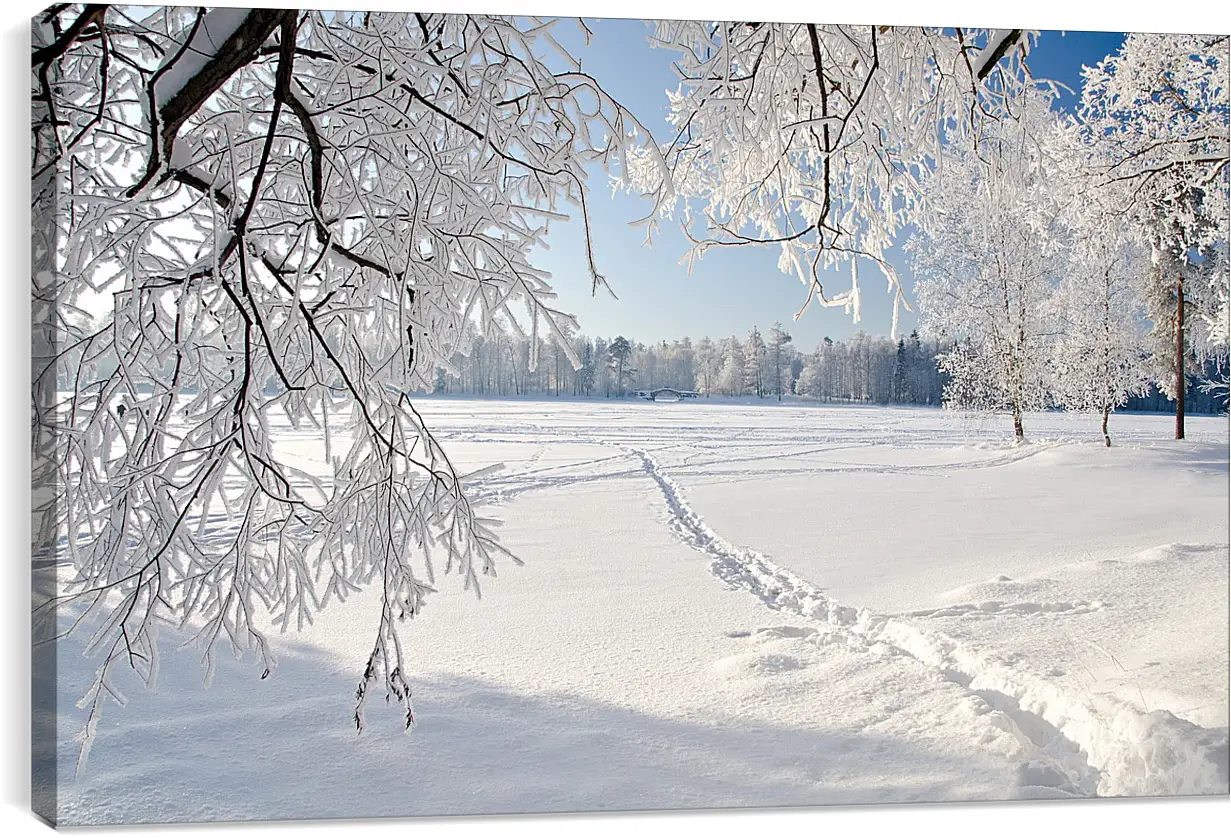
[[31, 4, 108, 68], [975, 29, 1024, 81], [129, 7, 296, 198], [806, 23, 834, 241], [234, 15, 298, 239]]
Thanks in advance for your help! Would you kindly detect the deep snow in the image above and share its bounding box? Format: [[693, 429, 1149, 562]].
[[45, 400, 1229, 824]]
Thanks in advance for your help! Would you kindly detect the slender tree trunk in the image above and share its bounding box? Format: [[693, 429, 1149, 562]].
[[775, 346, 782, 401], [1176, 271, 1186, 440], [1101, 405, 1112, 448], [1012, 404, 1024, 441]]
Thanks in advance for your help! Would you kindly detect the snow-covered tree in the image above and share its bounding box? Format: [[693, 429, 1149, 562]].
[[622, 23, 1035, 328], [576, 339, 597, 396], [634, 340, 658, 388], [744, 326, 768, 397], [593, 336, 612, 397], [1138, 208, 1227, 437], [695, 336, 719, 396], [768, 322, 793, 401], [909, 93, 1069, 440], [1195, 242, 1231, 400], [671, 337, 697, 391], [32, 7, 661, 753], [1077, 33, 1228, 255], [1076, 32, 1230, 436], [608, 336, 634, 395], [1048, 216, 1152, 446], [795, 349, 823, 399], [789, 333, 947, 405], [718, 336, 746, 395]]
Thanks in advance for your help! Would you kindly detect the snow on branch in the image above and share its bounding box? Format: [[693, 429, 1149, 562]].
[[1077, 32, 1229, 364], [32, 7, 657, 763], [621, 22, 1039, 329], [972, 29, 1026, 81]]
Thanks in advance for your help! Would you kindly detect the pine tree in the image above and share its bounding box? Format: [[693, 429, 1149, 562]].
[[718, 337, 746, 396], [769, 322, 793, 401], [745, 327, 767, 397], [608, 336, 634, 396]]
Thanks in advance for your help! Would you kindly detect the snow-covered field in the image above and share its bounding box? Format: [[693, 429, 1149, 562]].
[[47, 400, 1229, 824]]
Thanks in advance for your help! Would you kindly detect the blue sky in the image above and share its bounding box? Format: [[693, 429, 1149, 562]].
[[530, 21, 1127, 350]]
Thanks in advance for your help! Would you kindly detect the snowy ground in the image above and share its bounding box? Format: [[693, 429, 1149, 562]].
[[46, 400, 1229, 824]]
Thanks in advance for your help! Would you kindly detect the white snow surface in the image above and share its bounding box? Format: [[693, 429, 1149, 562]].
[[50, 400, 1229, 824]]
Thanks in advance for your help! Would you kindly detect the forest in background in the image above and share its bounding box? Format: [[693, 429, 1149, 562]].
[[426, 326, 1229, 414]]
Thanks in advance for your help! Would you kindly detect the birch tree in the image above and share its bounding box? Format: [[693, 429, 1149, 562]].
[[795, 349, 823, 399], [1048, 217, 1152, 446], [909, 93, 1068, 439], [695, 335, 719, 396], [718, 336, 746, 395]]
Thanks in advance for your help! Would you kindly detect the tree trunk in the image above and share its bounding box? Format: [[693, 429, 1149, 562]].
[[1012, 405, 1024, 441], [1176, 272, 1186, 441], [1101, 405, 1111, 448]]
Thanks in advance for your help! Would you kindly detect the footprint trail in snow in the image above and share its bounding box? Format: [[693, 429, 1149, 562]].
[[627, 444, 1229, 799]]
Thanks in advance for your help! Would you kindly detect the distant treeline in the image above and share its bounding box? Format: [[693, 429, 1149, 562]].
[[63, 322, 1227, 415], [431, 327, 1227, 413], [1124, 359, 1229, 415], [431, 326, 942, 403]]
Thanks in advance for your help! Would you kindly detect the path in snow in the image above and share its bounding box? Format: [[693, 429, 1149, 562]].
[[439, 402, 1228, 797], [383, 401, 1229, 798], [52, 479, 1037, 822], [623, 443, 1227, 798]]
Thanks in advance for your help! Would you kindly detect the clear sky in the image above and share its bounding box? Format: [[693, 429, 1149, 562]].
[[528, 20, 1128, 350]]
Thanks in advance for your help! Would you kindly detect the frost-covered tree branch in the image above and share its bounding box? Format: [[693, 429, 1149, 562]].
[[620, 22, 1036, 332], [1078, 33, 1228, 231], [32, 6, 655, 764]]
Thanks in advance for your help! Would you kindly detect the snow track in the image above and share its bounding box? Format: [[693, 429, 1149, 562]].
[[461, 438, 1059, 510], [628, 445, 1230, 798], [901, 600, 1107, 618], [669, 438, 1061, 479]]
